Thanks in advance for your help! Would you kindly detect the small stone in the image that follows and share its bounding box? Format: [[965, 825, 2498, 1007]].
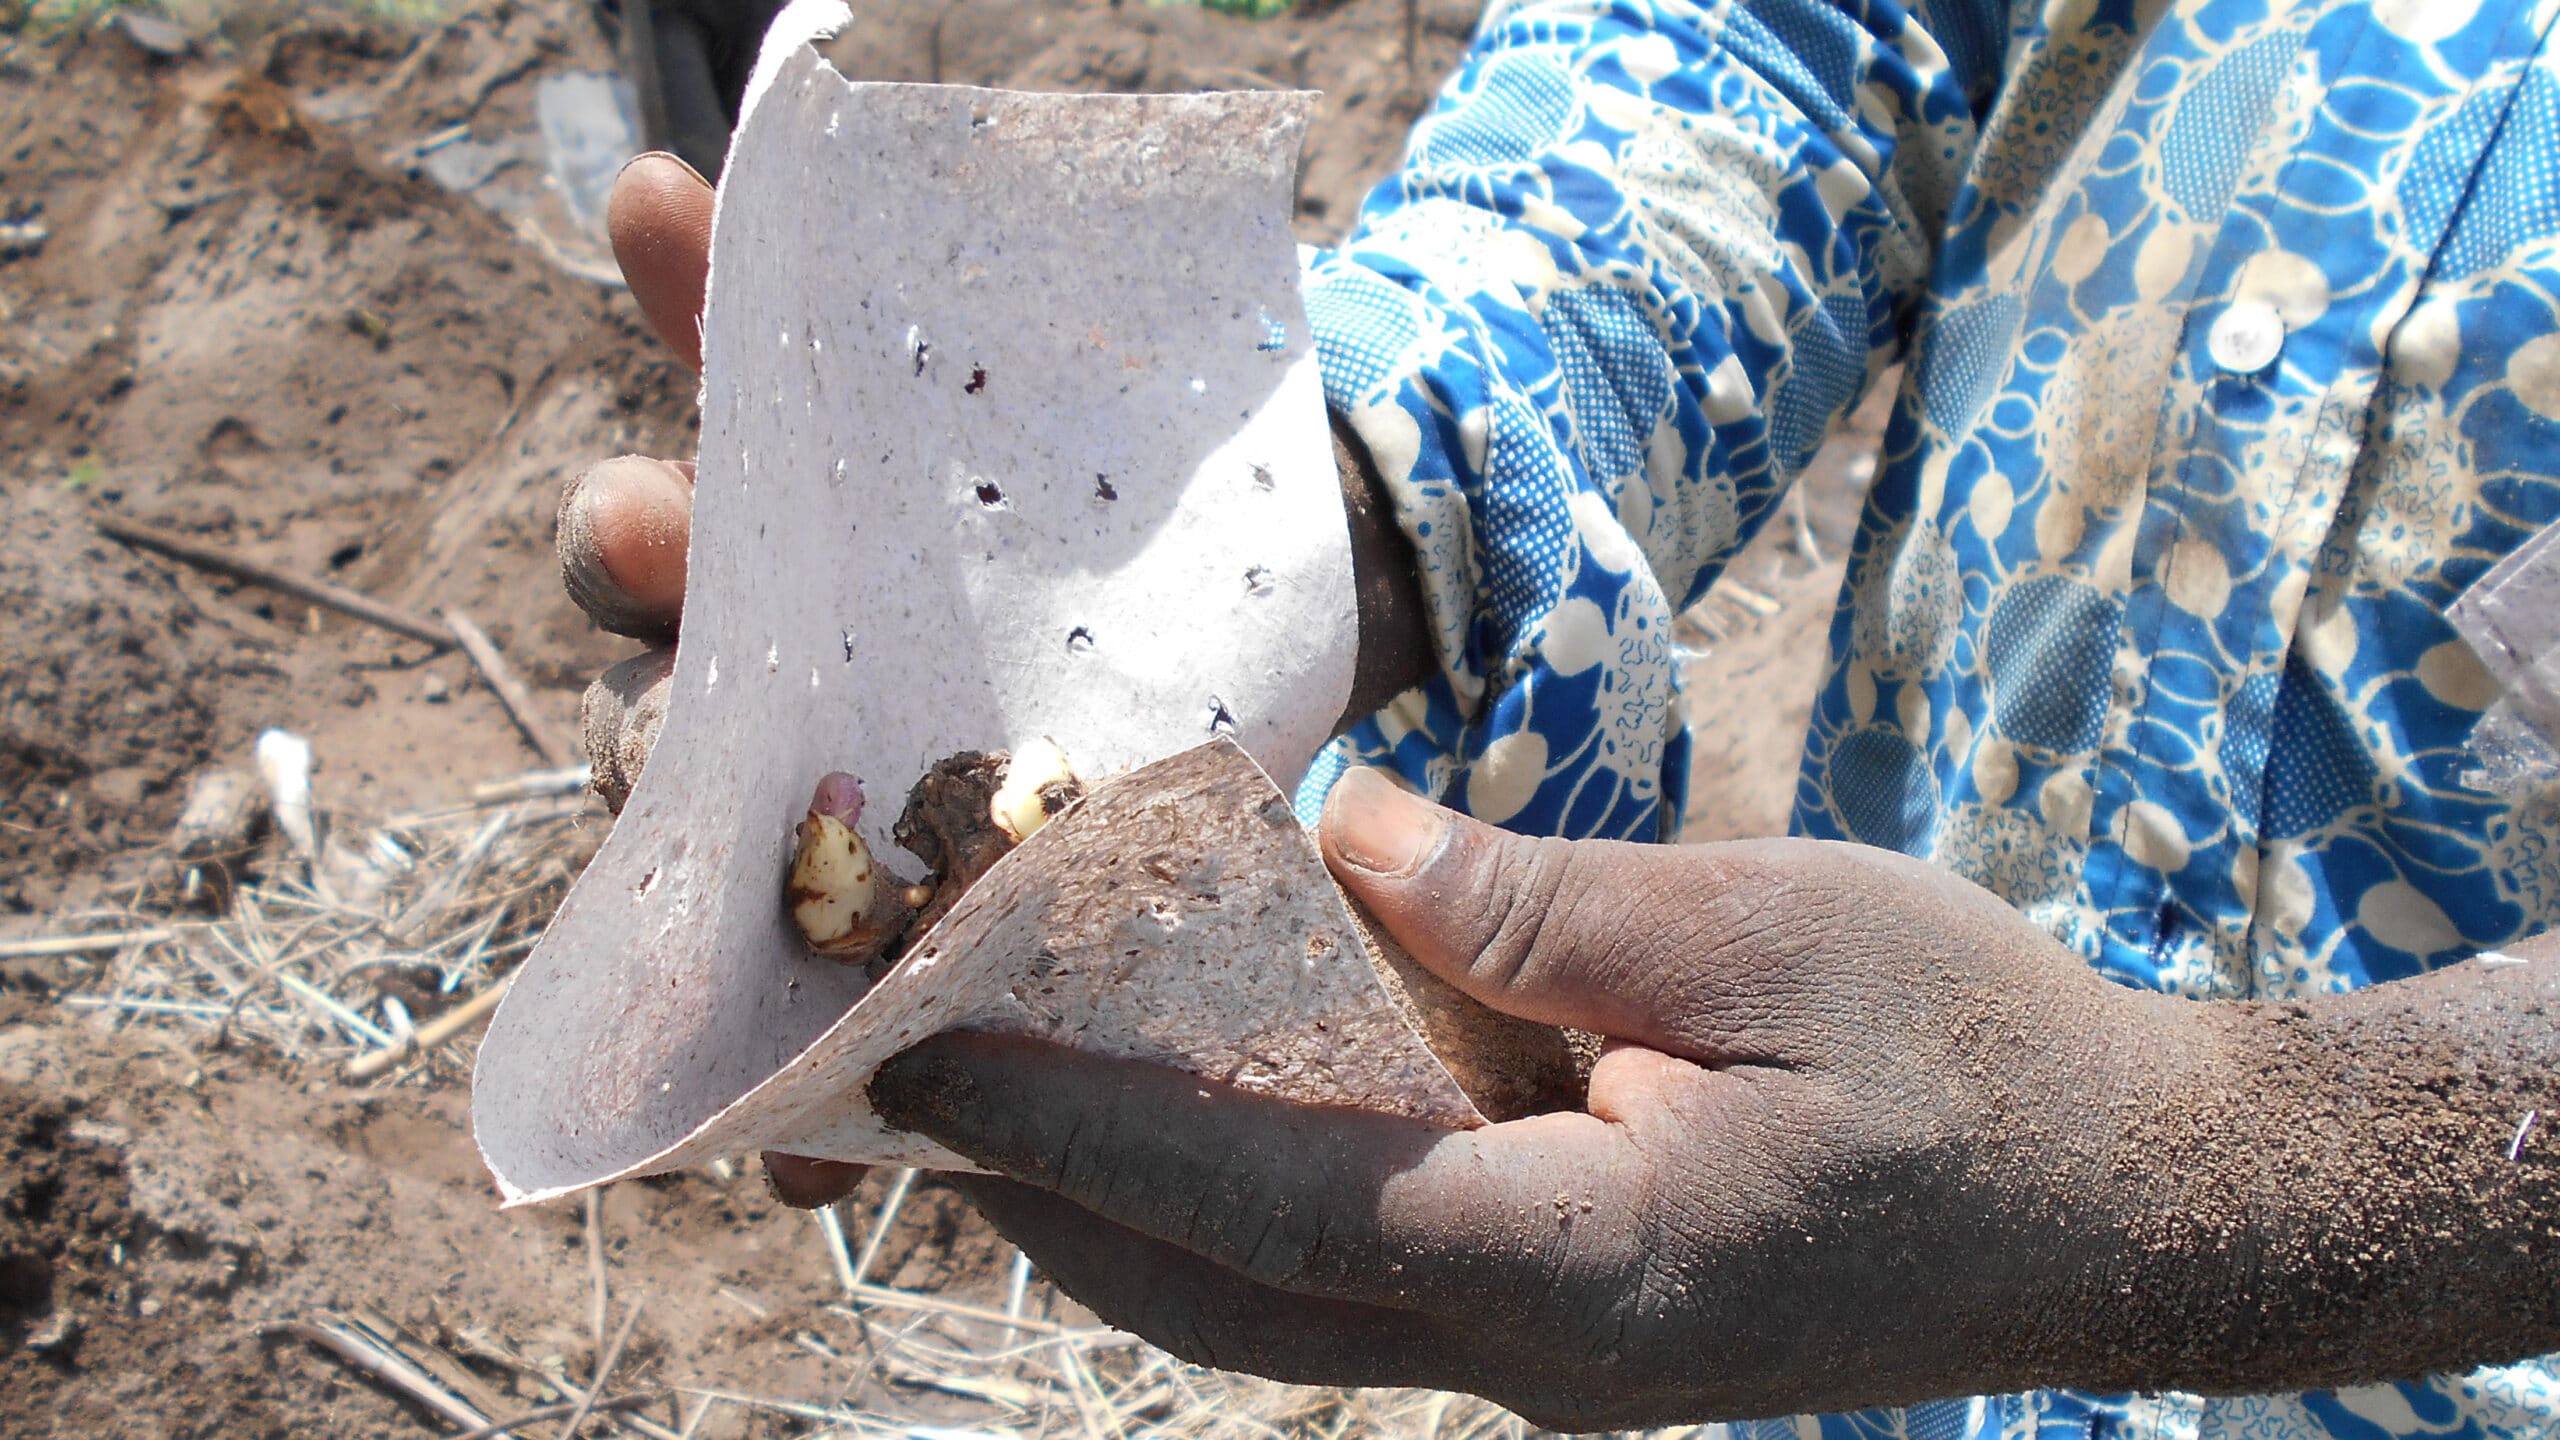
[[89, 766, 151, 810], [25, 1309, 79, 1354]]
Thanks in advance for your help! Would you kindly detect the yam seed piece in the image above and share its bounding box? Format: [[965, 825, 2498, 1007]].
[[786, 744, 1088, 971], [787, 771, 915, 963]]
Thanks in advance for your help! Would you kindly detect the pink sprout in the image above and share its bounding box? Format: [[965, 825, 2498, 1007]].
[[809, 771, 865, 826]]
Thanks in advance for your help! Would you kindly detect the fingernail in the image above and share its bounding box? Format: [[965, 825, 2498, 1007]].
[[869, 1045, 977, 1133], [558, 469, 645, 636], [560, 457, 689, 640], [617, 149, 711, 189], [762, 1152, 864, 1209], [1326, 767, 1446, 877]]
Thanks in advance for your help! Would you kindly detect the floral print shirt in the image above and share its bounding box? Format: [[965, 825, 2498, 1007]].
[[1295, 0, 2560, 1434]]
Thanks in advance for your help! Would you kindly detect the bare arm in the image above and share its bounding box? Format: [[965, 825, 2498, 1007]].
[[2082, 942, 2560, 1394]]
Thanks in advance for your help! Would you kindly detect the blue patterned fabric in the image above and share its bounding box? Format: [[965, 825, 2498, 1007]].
[[1290, 0, 2560, 1434]]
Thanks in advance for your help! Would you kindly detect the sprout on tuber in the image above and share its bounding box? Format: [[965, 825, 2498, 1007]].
[[989, 735, 1083, 844]]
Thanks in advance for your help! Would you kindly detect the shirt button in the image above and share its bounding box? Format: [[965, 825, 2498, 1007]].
[[2208, 300, 2285, 375]]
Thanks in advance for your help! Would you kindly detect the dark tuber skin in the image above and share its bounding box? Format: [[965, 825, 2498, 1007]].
[[559, 153, 2560, 1419]]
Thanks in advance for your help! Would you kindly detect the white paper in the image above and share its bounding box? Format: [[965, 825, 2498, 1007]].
[[471, 2, 1440, 1204]]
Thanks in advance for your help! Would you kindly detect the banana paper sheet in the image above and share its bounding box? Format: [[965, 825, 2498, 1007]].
[[472, 0, 1503, 1203]]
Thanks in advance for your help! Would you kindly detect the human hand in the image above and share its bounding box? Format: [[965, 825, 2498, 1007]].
[[558, 153, 715, 815], [865, 769, 2218, 1426]]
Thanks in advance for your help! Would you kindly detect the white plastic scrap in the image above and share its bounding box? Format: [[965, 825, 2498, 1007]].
[[253, 729, 318, 862]]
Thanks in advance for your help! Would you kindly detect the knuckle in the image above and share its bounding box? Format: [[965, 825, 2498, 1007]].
[[1191, 1144, 1339, 1289], [582, 651, 674, 815], [1469, 837, 1712, 1014], [1122, 1284, 1276, 1378], [1463, 833, 1577, 994]]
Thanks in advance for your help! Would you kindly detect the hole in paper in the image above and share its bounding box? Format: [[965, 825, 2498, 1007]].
[[635, 866, 661, 899], [1205, 696, 1237, 736], [965, 366, 988, 394], [1244, 566, 1274, 596], [1066, 626, 1094, 653], [1093, 475, 1118, 503], [975, 480, 1006, 509], [906, 325, 929, 375], [1256, 309, 1288, 351]]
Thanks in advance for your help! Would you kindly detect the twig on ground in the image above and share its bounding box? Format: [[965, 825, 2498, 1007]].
[[273, 970, 397, 1049], [386, 807, 516, 945], [346, 974, 512, 1081], [91, 514, 452, 648], [450, 1329, 688, 1440], [350, 1303, 520, 1425], [1053, 1341, 1114, 1440], [562, 1299, 645, 1440], [445, 1393, 662, 1440], [444, 608, 574, 768], [816, 1202, 860, 1298], [831, 1283, 1076, 1336], [586, 1189, 612, 1367], [849, 1168, 917, 1289], [473, 765, 594, 805], [1004, 1249, 1033, 1336], [1723, 583, 1782, 618], [0, 927, 174, 959], [265, 1314, 505, 1437], [60, 995, 229, 1018]]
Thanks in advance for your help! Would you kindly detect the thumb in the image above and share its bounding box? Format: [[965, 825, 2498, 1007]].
[[1318, 767, 1713, 1055]]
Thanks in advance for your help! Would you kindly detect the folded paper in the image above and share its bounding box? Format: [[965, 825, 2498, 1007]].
[[471, 0, 1504, 1203]]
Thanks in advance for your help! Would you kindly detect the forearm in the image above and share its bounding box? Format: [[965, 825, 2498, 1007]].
[[1298, 0, 1996, 837], [2076, 948, 2560, 1394], [1333, 411, 1432, 734]]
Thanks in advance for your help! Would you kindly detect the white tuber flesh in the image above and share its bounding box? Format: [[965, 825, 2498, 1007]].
[[787, 771, 913, 963], [788, 811, 878, 949], [990, 736, 1080, 843]]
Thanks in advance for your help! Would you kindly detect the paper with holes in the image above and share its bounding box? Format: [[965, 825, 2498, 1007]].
[[471, 0, 1450, 1204]]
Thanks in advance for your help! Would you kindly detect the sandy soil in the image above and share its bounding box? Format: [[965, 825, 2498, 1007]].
[[0, 1, 1874, 1433]]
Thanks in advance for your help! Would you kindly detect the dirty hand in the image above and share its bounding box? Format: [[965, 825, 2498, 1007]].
[[864, 769, 2221, 1426], [557, 152, 714, 817]]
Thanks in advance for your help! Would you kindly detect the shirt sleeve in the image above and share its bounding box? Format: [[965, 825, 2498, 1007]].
[[1295, 0, 2011, 841]]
